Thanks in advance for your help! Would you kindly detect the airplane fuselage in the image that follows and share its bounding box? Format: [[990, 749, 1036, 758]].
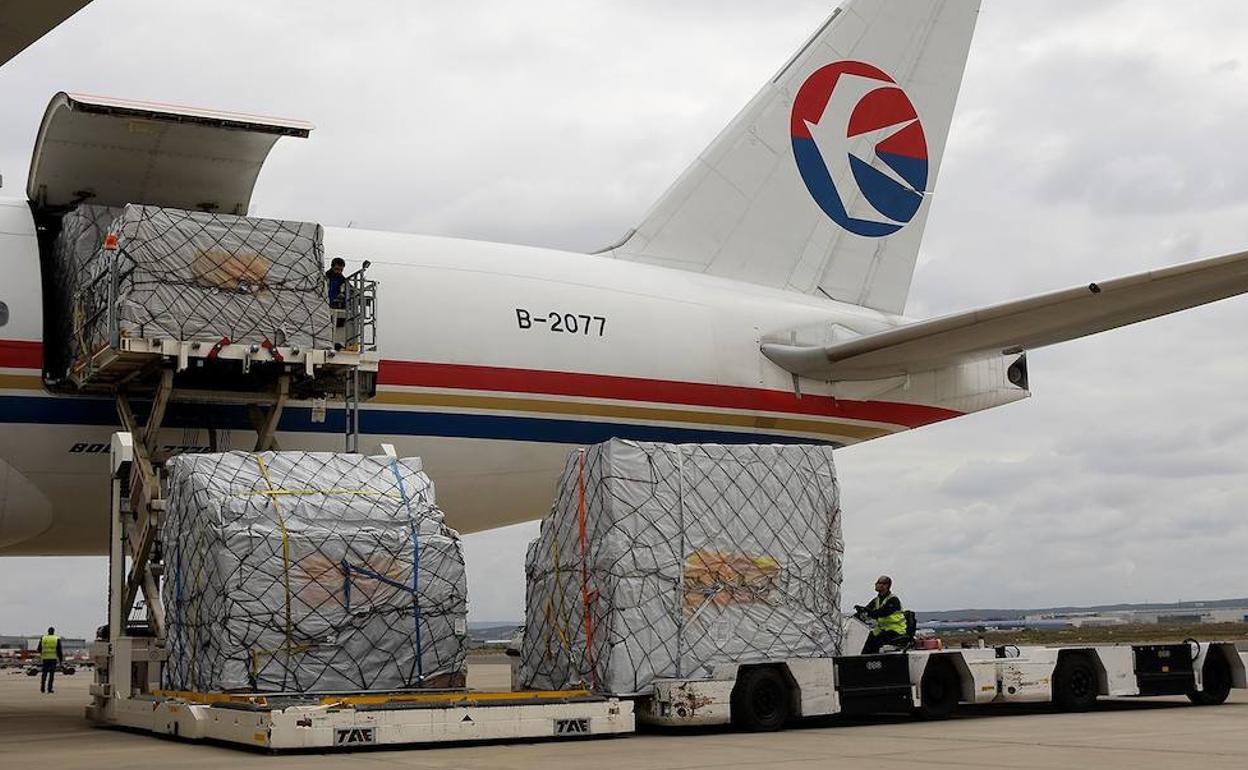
[[0, 197, 1024, 554]]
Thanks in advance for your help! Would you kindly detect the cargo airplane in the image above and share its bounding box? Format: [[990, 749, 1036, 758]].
[[2, 0, 1247, 554]]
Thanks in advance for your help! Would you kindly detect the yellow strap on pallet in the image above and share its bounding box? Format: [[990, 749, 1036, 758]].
[[543, 526, 572, 659], [232, 487, 398, 499], [152, 689, 271, 707], [252, 454, 294, 682], [251, 642, 315, 676]]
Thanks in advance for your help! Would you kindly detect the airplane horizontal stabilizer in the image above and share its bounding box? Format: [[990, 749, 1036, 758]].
[[762, 249, 1248, 381]]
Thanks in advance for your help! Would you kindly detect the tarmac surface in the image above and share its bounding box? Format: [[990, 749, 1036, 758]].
[[1, 661, 1245, 769]]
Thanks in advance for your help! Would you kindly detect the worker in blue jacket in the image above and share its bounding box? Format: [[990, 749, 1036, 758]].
[[326, 257, 347, 308]]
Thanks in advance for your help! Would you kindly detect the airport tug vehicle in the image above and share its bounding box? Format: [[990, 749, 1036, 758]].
[[639, 614, 1247, 730]]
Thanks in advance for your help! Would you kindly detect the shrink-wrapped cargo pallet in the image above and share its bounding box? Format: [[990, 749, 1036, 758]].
[[163, 451, 468, 693], [64, 204, 332, 375], [519, 440, 843, 695], [45, 204, 123, 380]]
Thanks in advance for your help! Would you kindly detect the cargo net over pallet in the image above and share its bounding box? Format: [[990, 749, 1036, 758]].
[[50, 204, 358, 391], [162, 451, 468, 694], [519, 440, 844, 696]]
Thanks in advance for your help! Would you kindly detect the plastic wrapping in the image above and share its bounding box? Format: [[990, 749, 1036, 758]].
[[519, 440, 843, 696], [162, 451, 467, 693], [66, 204, 332, 374], [46, 204, 123, 379]]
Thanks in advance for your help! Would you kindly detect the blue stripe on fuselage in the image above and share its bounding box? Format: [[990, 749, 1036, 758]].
[[0, 394, 839, 447]]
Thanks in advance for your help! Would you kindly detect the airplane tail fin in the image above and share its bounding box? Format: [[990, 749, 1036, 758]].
[[601, 0, 981, 315]]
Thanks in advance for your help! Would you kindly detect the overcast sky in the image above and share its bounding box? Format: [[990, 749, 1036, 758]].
[[3, 0, 1248, 637]]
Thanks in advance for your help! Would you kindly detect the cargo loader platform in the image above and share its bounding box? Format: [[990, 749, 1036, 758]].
[[89, 422, 637, 751], [87, 686, 633, 750], [69, 333, 378, 398]]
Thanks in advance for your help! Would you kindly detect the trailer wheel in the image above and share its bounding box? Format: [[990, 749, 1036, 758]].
[[1188, 654, 1232, 706], [915, 658, 960, 720], [731, 666, 791, 732], [1053, 654, 1099, 712]]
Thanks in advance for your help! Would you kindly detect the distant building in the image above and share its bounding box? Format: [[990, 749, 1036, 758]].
[[1156, 614, 1204, 625], [927, 602, 1248, 632], [0, 635, 88, 654], [1068, 617, 1122, 628], [1028, 607, 1248, 627], [1205, 609, 1248, 624]]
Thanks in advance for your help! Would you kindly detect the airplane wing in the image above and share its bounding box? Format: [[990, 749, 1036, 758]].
[[761, 249, 1248, 381], [0, 0, 92, 67]]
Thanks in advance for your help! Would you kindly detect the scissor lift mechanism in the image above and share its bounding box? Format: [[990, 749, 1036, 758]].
[[87, 327, 377, 719]]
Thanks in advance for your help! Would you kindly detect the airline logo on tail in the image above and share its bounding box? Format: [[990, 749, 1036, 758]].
[[791, 61, 928, 237]]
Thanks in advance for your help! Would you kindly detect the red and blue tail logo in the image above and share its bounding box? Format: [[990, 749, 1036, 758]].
[[791, 61, 928, 238]]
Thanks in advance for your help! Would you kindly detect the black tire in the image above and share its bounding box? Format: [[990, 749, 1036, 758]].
[[1188, 654, 1232, 706], [731, 666, 792, 732], [1053, 654, 1100, 712], [915, 658, 960, 720]]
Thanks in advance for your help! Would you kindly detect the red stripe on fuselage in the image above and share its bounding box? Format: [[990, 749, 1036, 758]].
[[378, 360, 959, 429], [0, 340, 42, 369], [0, 339, 961, 430]]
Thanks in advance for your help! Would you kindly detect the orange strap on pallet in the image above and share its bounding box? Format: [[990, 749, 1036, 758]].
[[576, 449, 596, 688]]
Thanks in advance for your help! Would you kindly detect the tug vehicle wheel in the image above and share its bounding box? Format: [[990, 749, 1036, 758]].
[[915, 658, 960, 720], [1053, 654, 1099, 712], [731, 666, 792, 732], [1188, 655, 1232, 706]]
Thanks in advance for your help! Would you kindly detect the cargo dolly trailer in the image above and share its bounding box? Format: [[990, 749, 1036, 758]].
[[90, 683, 632, 750], [640, 622, 1247, 731]]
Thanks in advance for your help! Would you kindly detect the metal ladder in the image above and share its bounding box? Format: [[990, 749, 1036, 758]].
[[344, 367, 361, 453], [341, 264, 377, 453]]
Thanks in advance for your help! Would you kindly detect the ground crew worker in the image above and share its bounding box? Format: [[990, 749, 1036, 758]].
[[855, 575, 907, 654], [39, 626, 63, 694]]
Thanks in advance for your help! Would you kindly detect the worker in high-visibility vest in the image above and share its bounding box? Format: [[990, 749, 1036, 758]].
[[854, 576, 907, 654], [38, 626, 63, 694]]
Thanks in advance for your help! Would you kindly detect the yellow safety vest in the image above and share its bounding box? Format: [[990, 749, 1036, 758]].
[[40, 634, 59, 661], [869, 594, 907, 636]]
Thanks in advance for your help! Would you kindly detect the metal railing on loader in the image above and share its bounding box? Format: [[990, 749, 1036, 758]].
[[340, 263, 378, 453]]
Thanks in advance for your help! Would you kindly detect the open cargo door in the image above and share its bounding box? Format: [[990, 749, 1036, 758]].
[[27, 92, 311, 215]]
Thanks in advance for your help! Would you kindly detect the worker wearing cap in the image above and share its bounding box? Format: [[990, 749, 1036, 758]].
[[39, 626, 63, 694], [855, 576, 907, 654]]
